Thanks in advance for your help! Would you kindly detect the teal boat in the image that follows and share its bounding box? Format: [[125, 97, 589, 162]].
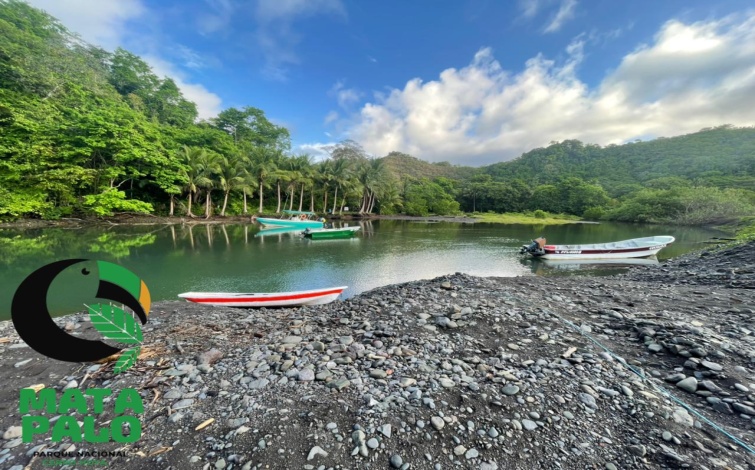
[[303, 226, 360, 240], [255, 210, 325, 229], [254, 226, 304, 238]]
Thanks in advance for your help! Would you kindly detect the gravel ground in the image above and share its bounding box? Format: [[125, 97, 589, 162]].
[[1, 241, 754, 470]]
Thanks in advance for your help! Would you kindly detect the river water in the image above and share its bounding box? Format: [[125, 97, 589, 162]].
[[0, 219, 727, 319]]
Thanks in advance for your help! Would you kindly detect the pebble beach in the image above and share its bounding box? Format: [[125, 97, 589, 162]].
[[1, 241, 754, 470]]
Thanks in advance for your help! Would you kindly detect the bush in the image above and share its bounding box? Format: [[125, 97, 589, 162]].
[[533, 209, 547, 219], [82, 188, 153, 216], [582, 206, 605, 220]]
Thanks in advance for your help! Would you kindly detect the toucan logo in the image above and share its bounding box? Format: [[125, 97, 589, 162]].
[[11, 259, 151, 374]]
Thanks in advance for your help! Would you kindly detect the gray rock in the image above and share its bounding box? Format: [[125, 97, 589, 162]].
[[502, 384, 520, 395], [390, 454, 403, 468], [676, 377, 698, 393], [2, 426, 22, 440], [307, 446, 328, 460], [521, 419, 537, 431], [578, 393, 597, 408]]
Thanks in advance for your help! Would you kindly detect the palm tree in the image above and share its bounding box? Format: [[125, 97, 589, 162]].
[[217, 155, 246, 216], [199, 152, 220, 219], [293, 154, 314, 211], [249, 147, 277, 214], [330, 157, 352, 214], [178, 146, 211, 218], [317, 160, 334, 213], [358, 158, 389, 214]]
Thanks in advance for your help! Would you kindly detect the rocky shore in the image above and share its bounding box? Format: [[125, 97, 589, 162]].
[[1, 241, 754, 470]]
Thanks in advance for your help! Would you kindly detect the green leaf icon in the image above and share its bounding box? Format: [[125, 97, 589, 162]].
[[114, 346, 140, 374], [87, 303, 143, 344]]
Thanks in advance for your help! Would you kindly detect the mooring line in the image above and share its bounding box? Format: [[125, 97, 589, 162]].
[[545, 305, 755, 456]]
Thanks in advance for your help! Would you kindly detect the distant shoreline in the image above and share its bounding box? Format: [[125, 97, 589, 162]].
[[0, 213, 589, 229]]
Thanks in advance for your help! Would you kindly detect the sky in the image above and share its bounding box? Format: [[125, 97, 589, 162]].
[[22, 0, 755, 166]]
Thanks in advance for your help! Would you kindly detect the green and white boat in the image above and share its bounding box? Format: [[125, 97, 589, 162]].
[[302, 226, 360, 240], [255, 210, 325, 229]]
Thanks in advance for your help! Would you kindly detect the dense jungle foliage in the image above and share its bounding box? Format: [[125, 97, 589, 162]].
[[1, 1, 753, 227]]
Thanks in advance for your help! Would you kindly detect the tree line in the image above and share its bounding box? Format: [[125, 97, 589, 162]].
[[1, 0, 753, 228]]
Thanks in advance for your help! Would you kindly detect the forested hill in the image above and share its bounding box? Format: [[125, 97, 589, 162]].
[[381, 152, 477, 181], [482, 126, 755, 194]]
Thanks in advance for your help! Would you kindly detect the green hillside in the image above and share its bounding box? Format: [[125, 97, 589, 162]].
[[381, 151, 478, 182], [483, 126, 755, 194]]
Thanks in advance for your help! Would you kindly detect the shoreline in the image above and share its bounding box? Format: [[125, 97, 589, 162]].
[[0, 241, 753, 469]]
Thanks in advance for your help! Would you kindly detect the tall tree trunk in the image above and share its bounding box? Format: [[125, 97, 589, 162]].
[[368, 192, 376, 214], [339, 195, 346, 214], [310, 191, 314, 212], [205, 191, 212, 218], [276, 181, 282, 213], [187, 193, 194, 217], [221, 190, 229, 216], [259, 180, 265, 213], [242, 188, 247, 214], [331, 187, 339, 214], [288, 187, 294, 211], [298, 183, 305, 211], [169, 195, 175, 216]]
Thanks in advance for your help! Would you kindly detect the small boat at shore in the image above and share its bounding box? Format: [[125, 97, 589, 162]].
[[520, 236, 675, 260], [178, 286, 348, 307], [255, 210, 324, 229], [302, 226, 360, 240]]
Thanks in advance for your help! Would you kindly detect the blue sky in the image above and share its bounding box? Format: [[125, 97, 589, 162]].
[[24, 0, 755, 165]]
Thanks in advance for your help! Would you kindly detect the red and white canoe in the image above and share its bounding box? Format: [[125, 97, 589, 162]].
[[520, 236, 675, 260], [178, 286, 347, 307]]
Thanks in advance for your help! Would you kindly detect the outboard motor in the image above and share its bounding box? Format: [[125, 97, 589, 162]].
[[519, 237, 546, 256]]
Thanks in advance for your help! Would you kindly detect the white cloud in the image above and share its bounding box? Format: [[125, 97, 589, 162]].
[[198, 0, 235, 35], [254, 0, 346, 81], [324, 111, 339, 125], [519, 0, 541, 19], [256, 0, 345, 22], [143, 56, 223, 120], [25, 0, 146, 49], [25, 0, 224, 121], [544, 0, 577, 33], [339, 13, 755, 166], [295, 142, 337, 161], [329, 80, 362, 108]]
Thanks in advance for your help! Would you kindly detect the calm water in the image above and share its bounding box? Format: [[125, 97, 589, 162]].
[[0, 220, 728, 320]]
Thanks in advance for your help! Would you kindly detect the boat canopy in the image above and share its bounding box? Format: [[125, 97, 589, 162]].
[[282, 210, 318, 216]]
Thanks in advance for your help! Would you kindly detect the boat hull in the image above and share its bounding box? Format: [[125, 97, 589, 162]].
[[256, 217, 324, 229], [178, 286, 347, 307], [303, 227, 360, 239], [522, 236, 675, 260]]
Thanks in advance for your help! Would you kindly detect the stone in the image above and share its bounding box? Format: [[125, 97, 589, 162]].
[[307, 446, 328, 460], [676, 377, 698, 393]]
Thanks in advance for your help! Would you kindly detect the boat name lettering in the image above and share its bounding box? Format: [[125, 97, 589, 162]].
[[556, 250, 582, 254]]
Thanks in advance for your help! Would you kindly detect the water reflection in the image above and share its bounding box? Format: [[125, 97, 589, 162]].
[[525, 256, 660, 276], [0, 220, 729, 320]]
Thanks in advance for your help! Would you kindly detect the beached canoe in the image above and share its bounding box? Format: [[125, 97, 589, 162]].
[[177, 286, 347, 307]]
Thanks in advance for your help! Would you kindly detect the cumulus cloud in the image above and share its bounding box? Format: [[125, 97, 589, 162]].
[[25, 0, 145, 49], [342, 13, 755, 166]]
